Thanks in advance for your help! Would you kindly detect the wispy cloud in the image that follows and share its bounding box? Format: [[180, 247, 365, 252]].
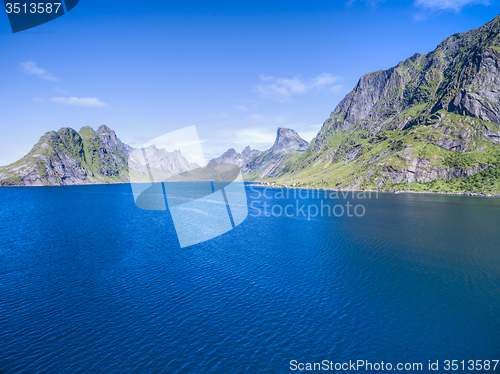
[[50, 97, 108, 107], [255, 73, 341, 101], [20, 61, 58, 81], [414, 0, 490, 12]]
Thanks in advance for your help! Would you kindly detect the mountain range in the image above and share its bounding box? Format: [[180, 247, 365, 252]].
[[2, 16, 500, 193], [0, 124, 306, 186], [0, 125, 203, 186]]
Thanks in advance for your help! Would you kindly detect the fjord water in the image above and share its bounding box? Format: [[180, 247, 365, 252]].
[[0, 184, 499, 373]]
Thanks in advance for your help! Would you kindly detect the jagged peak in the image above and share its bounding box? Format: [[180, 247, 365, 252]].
[[40, 130, 59, 143], [222, 148, 237, 156], [270, 128, 309, 154], [241, 145, 261, 159], [96, 124, 113, 135]]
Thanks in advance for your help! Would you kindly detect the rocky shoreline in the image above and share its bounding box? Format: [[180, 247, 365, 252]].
[[249, 183, 500, 198], [2, 180, 499, 198]]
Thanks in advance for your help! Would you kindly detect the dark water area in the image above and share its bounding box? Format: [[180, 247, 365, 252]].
[[0, 184, 499, 373]]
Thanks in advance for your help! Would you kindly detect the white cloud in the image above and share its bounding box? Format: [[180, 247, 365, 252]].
[[20, 61, 58, 81], [51, 96, 108, 107], [235, 105, 247, 111], [414, 0, 490, 11], [255, 73, 340, 101]]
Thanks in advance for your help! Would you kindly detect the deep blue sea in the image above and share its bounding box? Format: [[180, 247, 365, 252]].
[[1, 184, 499, 373]]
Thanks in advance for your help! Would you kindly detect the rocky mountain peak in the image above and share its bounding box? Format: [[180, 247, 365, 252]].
[[241, 146, 261, 160], [42, 129, 58, 139], [0, 124, 132, 186], [96, 124, 112, 135], [313, 14, 500, 153], [209, 146, 262, 168], [270, 128, 309, 154], [209, 148, 241, 166]]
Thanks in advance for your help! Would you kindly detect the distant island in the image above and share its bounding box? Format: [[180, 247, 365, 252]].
[[2, 16, 500, 195]]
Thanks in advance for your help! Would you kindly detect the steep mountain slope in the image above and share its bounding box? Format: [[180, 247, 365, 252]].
[[262, 15, 500, 194], [244, 128, 309, 179], [0, 125, 130, 186], [0, 125, 196, 186]]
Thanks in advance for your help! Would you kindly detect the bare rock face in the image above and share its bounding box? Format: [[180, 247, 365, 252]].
[[269, 128, 309, 154], [315, 16, 500, 148], [258, 15, 500, 191], [96, 125, 128, 154]]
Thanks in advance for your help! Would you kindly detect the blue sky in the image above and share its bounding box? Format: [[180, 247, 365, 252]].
[[0, 0, 498, 165]]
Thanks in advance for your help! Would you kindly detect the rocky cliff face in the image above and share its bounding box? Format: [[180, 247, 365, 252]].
[[259, 15, 500, 194], [0, 125, 131, 186], [269, 128, 309, 154]]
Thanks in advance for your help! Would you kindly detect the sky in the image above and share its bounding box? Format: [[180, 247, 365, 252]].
[[0, 0, 499, 165]]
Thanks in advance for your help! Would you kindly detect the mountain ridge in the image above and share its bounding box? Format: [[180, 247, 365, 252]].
[[247, 15, 500, 194], [0, 125, 130, 186], [0, 125, 198, 186]]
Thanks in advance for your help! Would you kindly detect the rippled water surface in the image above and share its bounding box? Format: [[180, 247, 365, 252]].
[[1, 184, 499, 373]]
